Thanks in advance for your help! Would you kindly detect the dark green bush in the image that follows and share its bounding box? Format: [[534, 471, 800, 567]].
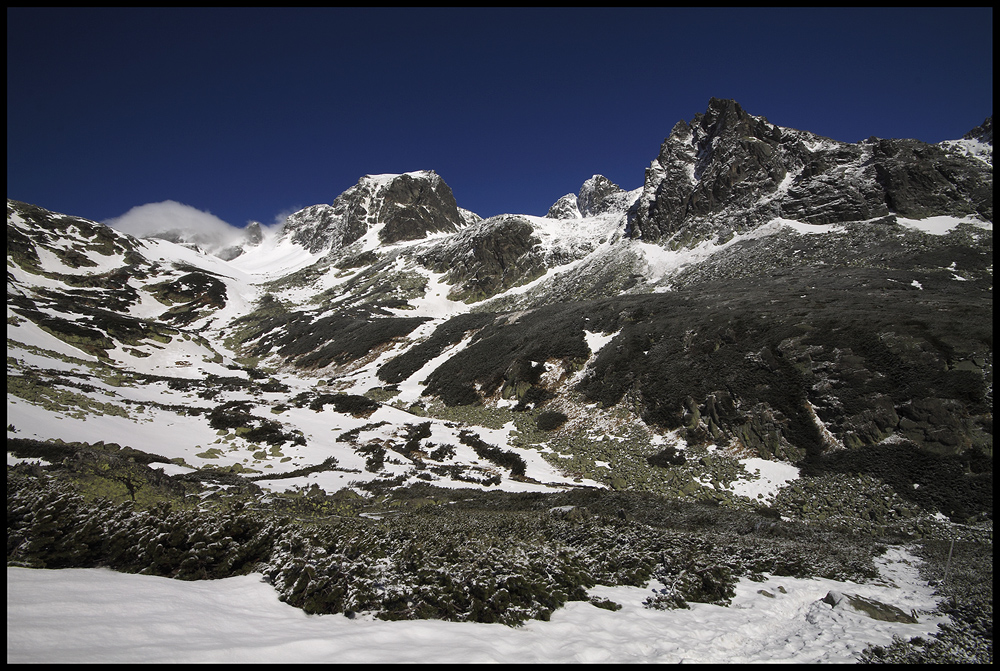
[[458, 430, 527, 477], [377, 313, 495, 385], [646, 445, 687, 467], [309, 393, 380, 417], [536, 411, 569, 431]]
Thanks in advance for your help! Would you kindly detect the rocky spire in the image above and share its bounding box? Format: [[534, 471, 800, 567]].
[[546, 175, 634, 219]]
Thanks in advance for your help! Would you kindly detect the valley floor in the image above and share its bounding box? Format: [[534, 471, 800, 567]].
[[7, 547, 943, 664]]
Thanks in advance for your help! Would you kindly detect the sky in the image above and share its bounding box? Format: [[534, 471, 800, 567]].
[[7, 7, 993, 233]]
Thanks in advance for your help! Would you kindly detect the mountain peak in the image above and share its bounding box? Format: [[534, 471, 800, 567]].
[[546, 175, 636, 219], [963, 116, 993, 145], [702, 97, 746, 125], [281, 169, 465, 254], [577, 175, 627, 217], [545, 193, 580, 219], [694, 97, 780, 143], [359, 169, 442, 188]]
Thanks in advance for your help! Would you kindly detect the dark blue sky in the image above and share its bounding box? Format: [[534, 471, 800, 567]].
[[7, 7, 993, 229]]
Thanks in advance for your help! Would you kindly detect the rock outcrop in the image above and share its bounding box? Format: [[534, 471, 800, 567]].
[[419, 215, 547, 302], [577, 175, 630, 217], [546, 193, 581, 219], [963, 116, 993, 144]]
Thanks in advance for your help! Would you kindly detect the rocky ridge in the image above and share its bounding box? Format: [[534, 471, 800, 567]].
[[628, 98, 992, 247]]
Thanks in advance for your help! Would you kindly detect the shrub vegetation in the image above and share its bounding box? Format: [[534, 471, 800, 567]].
[[6, 439, 992, 659]]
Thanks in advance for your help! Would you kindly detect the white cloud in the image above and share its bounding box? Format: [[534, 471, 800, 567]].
[[104, 200, 288, 255], [105, 200, 243, 252]]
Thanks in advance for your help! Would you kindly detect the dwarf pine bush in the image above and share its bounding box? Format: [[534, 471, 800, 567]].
[[8, 464, 988, 647]]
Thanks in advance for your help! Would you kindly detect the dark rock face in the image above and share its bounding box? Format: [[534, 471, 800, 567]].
[[774, 142, 887, 226], [630, 98, 795, 243], [870, 138, 992, 222], [374, 172, 464, 244], [629, 98, 992, 245], [281, 170, 464, 253], [419, 215, 547, 302], [283, 203, 367, 254]]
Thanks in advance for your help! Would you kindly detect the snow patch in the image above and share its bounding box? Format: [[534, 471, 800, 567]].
[[7, 547, 943, 663], [583, 329, 618, 356], [895, 214, 991, 236], [728, 458, 800, 503]]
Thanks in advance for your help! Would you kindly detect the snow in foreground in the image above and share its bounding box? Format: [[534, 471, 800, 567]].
[[7, 547, 943, 664]]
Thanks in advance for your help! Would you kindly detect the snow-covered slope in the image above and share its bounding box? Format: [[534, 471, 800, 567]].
[[8, 545, 946, 663]]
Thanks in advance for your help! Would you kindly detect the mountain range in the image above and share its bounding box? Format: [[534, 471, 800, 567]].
[[7, 97, 992, 522]]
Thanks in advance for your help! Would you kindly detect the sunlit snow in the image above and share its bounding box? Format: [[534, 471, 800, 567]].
[[895, 214, 991, 236], [7, 545, 945, 663], [727, 458, 801, 502]]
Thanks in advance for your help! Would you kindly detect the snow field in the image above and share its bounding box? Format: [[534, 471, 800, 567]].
[[7, 545, 943, 664]]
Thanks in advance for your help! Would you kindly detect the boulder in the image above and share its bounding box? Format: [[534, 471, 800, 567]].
[[822, 590, 918, 623]]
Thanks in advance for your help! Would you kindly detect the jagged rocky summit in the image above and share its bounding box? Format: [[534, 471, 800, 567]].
[[629, 97, 992, 246]]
